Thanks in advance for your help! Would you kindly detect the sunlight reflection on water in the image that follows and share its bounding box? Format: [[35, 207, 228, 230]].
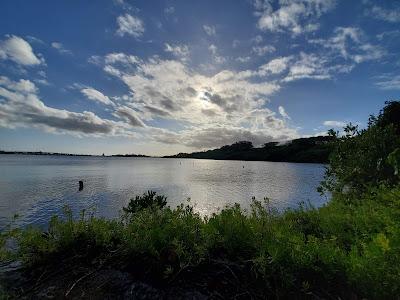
[[0, 155, 328, 228]]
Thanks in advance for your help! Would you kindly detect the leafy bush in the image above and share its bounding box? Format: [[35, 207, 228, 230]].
[[123, 190, 167, 214], [320, 101, 400, 194]]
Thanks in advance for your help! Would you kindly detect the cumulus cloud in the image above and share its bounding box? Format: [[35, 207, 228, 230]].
[[81, 87, 115, 106], [203, 25, 216, 36], [86, 47, 377, 149], [0, 77, 129, 136], [51, 42, 72, 55], [91, 52, 299, 149], [116, 14, 145, 38], [0, 76, 37, 94], [0, 35, 44, 66], [253, 0, 335, 36], [164, 43, 190, 62]]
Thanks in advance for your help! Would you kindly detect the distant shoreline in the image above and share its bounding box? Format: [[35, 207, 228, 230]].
[[1, 136, 333, 163], [0, 151, 328, 165], [0, 150, 149, 158]]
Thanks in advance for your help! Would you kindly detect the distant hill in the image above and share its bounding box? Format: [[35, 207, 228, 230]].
[[164, 136, 334, 163]]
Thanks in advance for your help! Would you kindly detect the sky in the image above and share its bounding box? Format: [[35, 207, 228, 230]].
[[0, 0, 399, 156]]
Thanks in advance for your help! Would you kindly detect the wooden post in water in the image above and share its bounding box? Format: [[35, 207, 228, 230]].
[[79, 180, 83, 191]]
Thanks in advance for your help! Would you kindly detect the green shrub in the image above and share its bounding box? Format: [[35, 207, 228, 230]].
[[320, 101, 400, 195], [123, 190, 167, 214]]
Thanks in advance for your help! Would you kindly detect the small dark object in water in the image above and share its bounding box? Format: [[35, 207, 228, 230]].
[[79, 180, 83, 191], [243, 165, 244, 168]]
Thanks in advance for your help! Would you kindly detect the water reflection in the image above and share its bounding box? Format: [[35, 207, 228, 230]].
[[0, 155, 328, 228]]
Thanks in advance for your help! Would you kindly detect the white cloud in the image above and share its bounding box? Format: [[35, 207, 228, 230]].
[[81, 88, 115, 106], [51, 42, 72, 55], [104, 52, 140, 65], [116, 14, 145, 38], [364, 3, 400, 23], [232, 50, 357, 84], [34, 79, 50, 86], [323, 120, 346, 127], [283, 52, 331, 82], [0, 76, 37, 94], [208, 44, 227, 64], [258, 56, 292, 75], [375, 74, 400, 90], [252, 45, 276, 56], [113, 105, 145, 127], [0, 77, 130, 137], [278, 106, 290, 119], [164, 43, 190, 62], [376, 30, 400, 41], [236, 56, 251, 63], [254, 0, 335, 36], [208, 44, 217, 55], [92, 53, 299, 149], [251, 35, 263, 44], [0, 35, 44, 66], [310, 27, 385, 64], [203, 25, 216, 36], [34, 71, 50, 86]]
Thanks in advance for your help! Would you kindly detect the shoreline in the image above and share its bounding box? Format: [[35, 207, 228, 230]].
[[0, 152, 328, 164]]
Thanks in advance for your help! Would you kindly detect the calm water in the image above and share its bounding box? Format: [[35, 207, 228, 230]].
[[0, 155, 328, 228]]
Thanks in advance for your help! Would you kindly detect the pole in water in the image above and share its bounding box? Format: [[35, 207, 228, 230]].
[[79, 180, 84, 191]]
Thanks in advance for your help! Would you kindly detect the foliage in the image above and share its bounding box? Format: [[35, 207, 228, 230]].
[[320, 101, 400, 194], [387, 148, 400, 176], [370, 100, 400, 134], [123, 190, 167, 214]]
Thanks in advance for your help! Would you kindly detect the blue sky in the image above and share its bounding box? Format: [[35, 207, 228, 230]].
[[0, 0, 399, 155]]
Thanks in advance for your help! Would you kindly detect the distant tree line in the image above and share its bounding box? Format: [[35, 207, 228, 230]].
[[164, 135, 335, 163]]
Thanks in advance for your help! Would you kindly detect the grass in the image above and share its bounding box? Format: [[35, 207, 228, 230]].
[[1, 186, 400, 298]]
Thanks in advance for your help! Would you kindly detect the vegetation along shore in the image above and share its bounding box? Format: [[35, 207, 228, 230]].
[[0, 101, 399, 299]]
